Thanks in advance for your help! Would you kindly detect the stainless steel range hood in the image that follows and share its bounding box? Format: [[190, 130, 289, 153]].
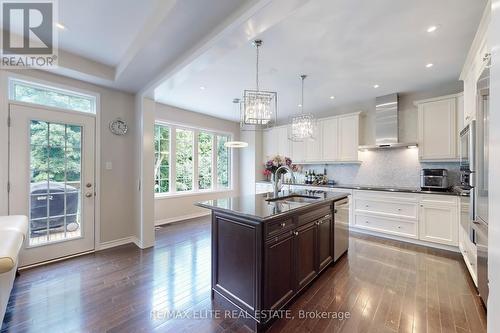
[[359, 93, 418, 150]]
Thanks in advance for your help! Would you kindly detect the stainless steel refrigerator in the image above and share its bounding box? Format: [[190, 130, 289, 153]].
[[472, 64, 490, 307]]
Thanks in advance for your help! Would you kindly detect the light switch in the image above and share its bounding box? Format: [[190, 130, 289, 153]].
[[105, 162, 112, 170]]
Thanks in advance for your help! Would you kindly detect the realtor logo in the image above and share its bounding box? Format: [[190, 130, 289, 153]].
[[1, 0, 58, 68]]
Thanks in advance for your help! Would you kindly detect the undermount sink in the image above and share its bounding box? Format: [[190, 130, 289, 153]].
[[266, 194, 321, 203]]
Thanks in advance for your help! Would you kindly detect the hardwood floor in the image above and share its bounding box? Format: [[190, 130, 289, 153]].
[[2, 217, 486, 333]]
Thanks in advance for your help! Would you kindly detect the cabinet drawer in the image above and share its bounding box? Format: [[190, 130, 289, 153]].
[[354, 214, 417, 239], [420, 194, 458, 205], [266, 218, 294, 239], [297, 206, 332, 226], [355, 198, 417, 219]]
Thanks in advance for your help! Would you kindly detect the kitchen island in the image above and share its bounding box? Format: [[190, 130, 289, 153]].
[[196, 189, 349, 332]]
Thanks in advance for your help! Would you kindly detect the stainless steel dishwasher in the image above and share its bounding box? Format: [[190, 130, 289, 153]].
[[334, 197, 350, 261]]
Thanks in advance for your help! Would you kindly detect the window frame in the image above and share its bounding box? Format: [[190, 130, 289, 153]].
[[154, 121, 233, 198], [8, 78, 97, 114]]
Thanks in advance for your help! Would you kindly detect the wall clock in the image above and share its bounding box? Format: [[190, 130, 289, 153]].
[[109, 118, 128, 136]]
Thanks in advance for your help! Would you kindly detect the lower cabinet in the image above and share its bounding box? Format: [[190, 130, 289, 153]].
[[352, 190, 459, 247], [295, 221, 318, 290], [317, 215, 333, 271], [264, 211, 334, 310], [264, 232, 295, 310], [419, 196, 459, 246]]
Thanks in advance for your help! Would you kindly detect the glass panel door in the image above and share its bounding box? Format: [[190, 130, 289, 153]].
[[9, 103, 95, 266]]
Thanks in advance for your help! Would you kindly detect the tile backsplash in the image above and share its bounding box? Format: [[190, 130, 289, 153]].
[[297, 148, 460, 188]]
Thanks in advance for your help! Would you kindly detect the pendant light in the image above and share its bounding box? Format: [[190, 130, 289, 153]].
[[290, 74, 315, 141], [225, 98, 249, 148], [240, 39, 277, 131]]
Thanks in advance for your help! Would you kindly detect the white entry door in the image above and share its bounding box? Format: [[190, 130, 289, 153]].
[[9, 103, 96, 267]]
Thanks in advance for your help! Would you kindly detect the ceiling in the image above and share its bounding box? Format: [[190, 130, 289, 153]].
[[45, 0, 258, 92], [58, 0, 156, 67], [153, 0, 487, 122]]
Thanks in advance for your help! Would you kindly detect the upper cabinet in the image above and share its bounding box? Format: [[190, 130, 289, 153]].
[[262, 112, 360, 164], [415, 94, 462, 161], [262, 126, 290, 162], [337, 114, 359, 161], [321, 118, 339, 161], [460, 4, 490, 127]]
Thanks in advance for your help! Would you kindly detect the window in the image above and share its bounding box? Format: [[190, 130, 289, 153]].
[[198, 132, 213, 190], [154, 125, 170, 193], [217, 135, 230, 188], [154, 123, 232, 195], [9, 79, 96, 114], [175, 128, 194, 191]]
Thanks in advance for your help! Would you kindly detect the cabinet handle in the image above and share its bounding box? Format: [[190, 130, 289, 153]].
[[316, 221, 320, 226], [397, 208, 402, 211], [397, 226, 402, 229], [293, 231, 299, 236], [280, 222, 286, 228], [365, 221, 369, 224]]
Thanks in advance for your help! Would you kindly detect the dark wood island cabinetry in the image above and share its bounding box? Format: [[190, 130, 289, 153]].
[[197, 190, 349, 332]]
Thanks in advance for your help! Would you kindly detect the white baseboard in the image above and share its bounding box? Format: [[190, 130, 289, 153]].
[[350, 226, 460, 253], [98, 236, 135, 250], [155, 211, 210, 226]]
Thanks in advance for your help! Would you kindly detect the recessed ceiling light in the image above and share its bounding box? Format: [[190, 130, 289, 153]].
[[426, 63, 434, 68], [373, 84, 380, 89], [427, 25, 439, 33], [199, 86, 205, 90], [55, 22, 66, 30], [329, 96, 335, 100]]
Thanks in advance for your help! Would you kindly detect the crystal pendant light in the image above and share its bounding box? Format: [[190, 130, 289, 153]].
[[225, 98, 249, 148], [240, 40, 277, 131], [290, 75, 315, 141]]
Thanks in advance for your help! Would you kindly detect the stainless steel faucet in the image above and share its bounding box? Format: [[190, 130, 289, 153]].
[[273, 165, 296, 196]]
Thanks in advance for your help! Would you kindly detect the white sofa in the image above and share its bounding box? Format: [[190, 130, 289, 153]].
[[0, 216, 28, 326]]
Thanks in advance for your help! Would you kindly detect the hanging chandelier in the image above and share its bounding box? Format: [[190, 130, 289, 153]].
[[240, 39, 277, 131], [290, 74, 315, 141], [225, 98, 249, 148]]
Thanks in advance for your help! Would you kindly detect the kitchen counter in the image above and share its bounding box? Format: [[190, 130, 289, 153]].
[[196, 189, 349, 221], [256, 181, 469, 197], [196, 190, 348, 332]]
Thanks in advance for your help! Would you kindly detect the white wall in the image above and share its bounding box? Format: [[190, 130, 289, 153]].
[[154, 102, 240, 224], [488, 0, 499, 330], [0, 69, 138, 245]]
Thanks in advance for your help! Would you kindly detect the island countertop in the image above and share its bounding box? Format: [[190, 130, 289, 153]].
[[195, 189, 349, 222]]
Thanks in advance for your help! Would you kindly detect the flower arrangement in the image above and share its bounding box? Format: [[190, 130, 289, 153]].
[[263, 155, 298, 180]]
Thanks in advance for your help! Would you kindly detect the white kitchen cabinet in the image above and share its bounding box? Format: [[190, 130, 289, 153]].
[[416, 95, 458, 161], [291, 140, 306, 163], [321, 118, 339, 161], [338, 114, 359, 161], [262, 112, 360, 164], [419, 195, 458, 246], [305, 123, 322, 162], [262, 126, 290, 161], [276, 126, 290, 157], [262, 129, 276, 162]]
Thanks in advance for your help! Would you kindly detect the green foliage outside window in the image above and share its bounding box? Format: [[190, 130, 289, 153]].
[[217, 135, 230, 188], [198, 132, 213, 190], [30, 121, 82, 185], [176, 129, 194, 191], [13, 81, 95, 114], [154, 125, 170, 193]]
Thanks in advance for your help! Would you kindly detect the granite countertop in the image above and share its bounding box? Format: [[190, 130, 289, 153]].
[[256, 181, 470, 197], [196, 189, 348, 222]]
